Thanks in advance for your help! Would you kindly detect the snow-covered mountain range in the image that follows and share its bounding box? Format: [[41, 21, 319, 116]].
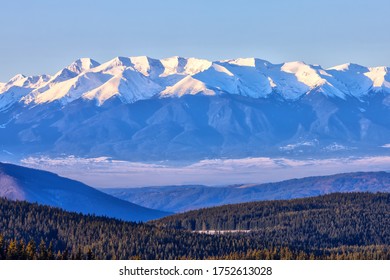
[[1, 56, 390, 160], [1, 56, 390, 109]]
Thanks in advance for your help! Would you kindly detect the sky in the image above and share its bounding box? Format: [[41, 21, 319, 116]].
[[1, 0, 390, 81]]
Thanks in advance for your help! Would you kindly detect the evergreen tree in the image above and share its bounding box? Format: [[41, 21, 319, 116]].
[[17, 240, 27, 259], [38, 239, 48, 260], [7, 240, 19, 260], [47, 242, 54, 260], [26, 240, 36, 260]]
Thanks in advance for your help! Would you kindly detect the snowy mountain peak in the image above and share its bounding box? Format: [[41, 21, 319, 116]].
[[8, 74, 26, 83], [160, 56, 212, 76], [48, 58, 101, 85], [4, 74, 51, 89], [281, 61, 326, 88], [51, 68, 78, 84], [225, 57, 271, 69], [281, 61, 311, 73], [111, 56, 132, 65], [83, 67, 162, 105], [129, 56, 164, 77], [102, 56, 133, 69], [66, 58, 100, 74], [1, 55, 390, 110], [91, 56, 136, 77], [328, 63, 368, 72]]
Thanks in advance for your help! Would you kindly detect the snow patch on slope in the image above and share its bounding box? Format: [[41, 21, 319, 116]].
[[83, 68, 162, 105], [24, 72, 112, 105], [161, 76, 215, 97], [327, 63, 373, 98], [365, 67, 390, 92], [0, 74, 51, 110]]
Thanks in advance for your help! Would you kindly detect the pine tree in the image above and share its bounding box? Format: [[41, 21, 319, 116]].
[[7, 240, 19, 260], [26, 240, 36, 260], [47, 242, 54, 260], [17, 239, 27, 259], [38, 239, 48, 260]]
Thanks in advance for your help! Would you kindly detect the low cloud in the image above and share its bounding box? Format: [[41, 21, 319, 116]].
[[20, 155, 390, 188]]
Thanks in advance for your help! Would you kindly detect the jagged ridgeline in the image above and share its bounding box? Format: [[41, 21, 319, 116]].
[[2, 193, 390, 260], [1, 56, 390, 160]]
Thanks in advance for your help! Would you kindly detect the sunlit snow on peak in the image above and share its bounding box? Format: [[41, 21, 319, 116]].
[[66, 58, 100, 74], [160, 56, 212, 76], [1, 55, 390, 110]]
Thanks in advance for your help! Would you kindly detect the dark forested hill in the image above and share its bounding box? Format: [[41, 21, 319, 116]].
[[2, 193, 390, 260], [154, 192, 390, 253], [0, 197, 264, 260]]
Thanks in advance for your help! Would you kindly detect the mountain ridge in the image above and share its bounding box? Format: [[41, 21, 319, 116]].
[[1, 56, 390, 110], [1, 56, 390, 161], [0, 162, 170, 221], [103, 171, 390, 212]]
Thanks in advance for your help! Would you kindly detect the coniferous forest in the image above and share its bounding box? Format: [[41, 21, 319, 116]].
[[1, 193, 390, 260]]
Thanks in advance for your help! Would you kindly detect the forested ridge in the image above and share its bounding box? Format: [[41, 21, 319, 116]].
[[1, 193, 390, 260], [154, 192, 390, 258], [0, 197, 265, 260]]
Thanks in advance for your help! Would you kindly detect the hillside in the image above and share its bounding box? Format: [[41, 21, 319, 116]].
[[103, 171, 390, 212], [0, 162, 169, 221], [154, 192, 390, 252], [2, 193, 390, 260], [0, 197, 298, 260]]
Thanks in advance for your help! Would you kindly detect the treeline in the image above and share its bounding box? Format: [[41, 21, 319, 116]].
[[0, 236, 75, 260], [2, 193, 390, 260]]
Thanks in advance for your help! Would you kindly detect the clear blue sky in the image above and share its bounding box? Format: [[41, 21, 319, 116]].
[[1, 0, 390, 81]]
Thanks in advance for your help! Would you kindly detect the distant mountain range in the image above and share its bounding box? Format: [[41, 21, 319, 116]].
[[2, 57, 390, 107], [3, 159, 390, 219], [0, 162, 169, 221], [103, 171, 390, 212], [1, 56, 390, 160]]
